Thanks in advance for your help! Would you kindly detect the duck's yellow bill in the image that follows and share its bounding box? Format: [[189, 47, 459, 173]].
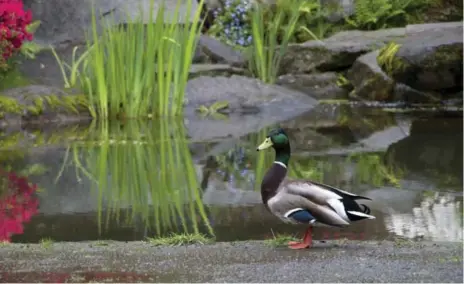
[[256, 137, 273, 151]]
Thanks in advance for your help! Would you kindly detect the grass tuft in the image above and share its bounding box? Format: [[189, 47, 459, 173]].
[[39, 238, 53, 249], [264, 231, 299, 247], [146, 233, 214, 246]]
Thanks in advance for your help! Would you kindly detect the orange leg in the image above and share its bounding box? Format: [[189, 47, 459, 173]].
[[287, 227, 313, 249]]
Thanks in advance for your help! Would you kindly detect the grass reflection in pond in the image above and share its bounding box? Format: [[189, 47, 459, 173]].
[[216, 127, 406, 192], [67, 119, 213, 237]]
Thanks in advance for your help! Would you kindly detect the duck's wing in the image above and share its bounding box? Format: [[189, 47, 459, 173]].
[[283, 179, 371, 204], [281, 180, 375, 223], [267, 190, 351, 227]]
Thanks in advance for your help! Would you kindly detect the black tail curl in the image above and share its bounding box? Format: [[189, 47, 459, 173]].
[[360, 204, 371, 215]]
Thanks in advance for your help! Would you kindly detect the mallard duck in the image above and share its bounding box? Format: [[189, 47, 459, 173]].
[[256, 128, 375, 250]]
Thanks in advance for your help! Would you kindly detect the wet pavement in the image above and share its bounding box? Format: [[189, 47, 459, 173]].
[[0, 240, 462, 283]]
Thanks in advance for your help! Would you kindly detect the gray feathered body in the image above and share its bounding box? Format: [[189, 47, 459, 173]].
[[261, 162, 375, 227]]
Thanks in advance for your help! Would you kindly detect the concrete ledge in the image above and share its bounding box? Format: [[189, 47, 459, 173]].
[[0, 240, 462, 282]]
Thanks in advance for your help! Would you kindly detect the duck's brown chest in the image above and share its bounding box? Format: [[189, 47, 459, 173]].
[[260, 163, 287, 205]]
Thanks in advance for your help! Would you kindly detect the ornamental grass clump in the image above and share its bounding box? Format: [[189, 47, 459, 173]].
[[248, 0, 302, 84], [52, 0, 204, 119]]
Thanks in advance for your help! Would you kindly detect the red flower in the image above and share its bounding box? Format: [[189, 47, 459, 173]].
[[0, 0, 34, 64]]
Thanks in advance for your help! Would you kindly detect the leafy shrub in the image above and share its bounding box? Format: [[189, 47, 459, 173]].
[[0, 0, 34, 72], [268, 0, 334, 43], [345, 0, 432, 30], [208, 0, 253, 47]]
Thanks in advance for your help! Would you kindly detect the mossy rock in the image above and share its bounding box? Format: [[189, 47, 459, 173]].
[[280, 28, 406, 74], [0, 85, 92, 129], [377, 26, 463, 93], [348, 50, 434, 103]]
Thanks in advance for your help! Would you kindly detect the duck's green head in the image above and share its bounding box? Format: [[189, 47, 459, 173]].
[[256, 128, 290, 152]]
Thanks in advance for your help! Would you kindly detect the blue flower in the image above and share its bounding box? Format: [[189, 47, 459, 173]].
[[213, 0, 253, 47]]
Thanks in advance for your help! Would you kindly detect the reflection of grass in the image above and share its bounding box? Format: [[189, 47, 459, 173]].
[[39, 238, 53, 248], [70, 118, 213, 237], [288, 158, 325, 181], [264, 232, 298, 247], [146, 233, 213, 246], [349, 153, 403, 187], [253, 127, 273, 190]]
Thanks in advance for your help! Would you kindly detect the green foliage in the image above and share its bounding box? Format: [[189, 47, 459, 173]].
[[20, 21, 43, 59], [345, 0, 431, 30], [291, 0, 336, 41], [52, 0, 205, 119], [196, 100, 229, 119], [248, 0, 301, 84]]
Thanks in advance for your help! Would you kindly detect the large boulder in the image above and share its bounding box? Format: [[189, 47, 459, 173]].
[[378, 22, 463, 93], [280, 27, 406, 74], [276, 72, 349, 100], [183, 75, 318, 141], [347, 51, 434, 103], [24, 0, 200, 47]]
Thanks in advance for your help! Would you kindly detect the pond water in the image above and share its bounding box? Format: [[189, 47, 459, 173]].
[[1, 106, 462, 244]]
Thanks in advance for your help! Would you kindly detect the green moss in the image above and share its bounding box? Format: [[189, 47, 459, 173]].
[[336, 74, 353, 90], [0, 93, 91, 119], [423, 44, 463, 69], [0, 68, 31, 91], [0, 95, 22, 119], [363, 73, 394, 101], [377, 42, 409, 77]]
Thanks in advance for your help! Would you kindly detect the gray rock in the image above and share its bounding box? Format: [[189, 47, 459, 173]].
[[347, 50, 435, 103], [197, 35, 247, 67], [184, 75, 318, 141], [380, 23, 463, 92], [24, 0, 200, 47], [405, 21, 464, 36], [281, 27, 406, 74], [276, 72, 349, 100], [188, 64, 249, 79]]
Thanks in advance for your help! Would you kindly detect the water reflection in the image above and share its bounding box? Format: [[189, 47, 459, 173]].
[[67, 119, 212, 236], [0, 171, 39, 242], [1, 110, 462, 243], [385, 191, 463, 242]]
